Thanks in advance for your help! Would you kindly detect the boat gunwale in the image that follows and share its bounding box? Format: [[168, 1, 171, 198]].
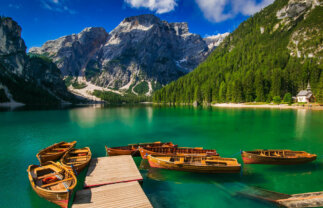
[[147, 155, 241, 168], [36, 141, 77, 162], [27, 161, 77, 194], [60, 147, 92, 170], [106, 141, 175, 149]]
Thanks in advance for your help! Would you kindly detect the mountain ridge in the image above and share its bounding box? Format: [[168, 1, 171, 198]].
[[29, 14, 229, 98], [153, 0, 323, 104], [0, 17, 81, 105]]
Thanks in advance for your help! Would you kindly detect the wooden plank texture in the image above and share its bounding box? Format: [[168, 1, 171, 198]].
[[277, 191, 323, 208], [84, 155, 143, 187], [72, 181, 152, 208]]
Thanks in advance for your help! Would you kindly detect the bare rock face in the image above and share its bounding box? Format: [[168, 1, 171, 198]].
[[30, 14, 229, 94], [203, 33, 230, 51], [0, 17, 27, 76], [91, 14, 211, 90], [275, 0, 323, 59], [30, 27, 109, 76], [0, 17, 78, 105]]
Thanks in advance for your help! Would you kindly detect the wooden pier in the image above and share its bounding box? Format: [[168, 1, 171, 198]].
[[72, 155, 152, 208], [277, 191, 323, 208], [238, 187, 323, 208], [84, 156, 143, 188]]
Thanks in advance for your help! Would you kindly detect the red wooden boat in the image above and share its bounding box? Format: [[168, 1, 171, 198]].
[[105, 141, 176, 156], [241, 150, 317, 165], [139, 147, 219, 159]]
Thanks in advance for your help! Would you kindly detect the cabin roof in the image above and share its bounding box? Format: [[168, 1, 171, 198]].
[[297, 90, 312, 97]]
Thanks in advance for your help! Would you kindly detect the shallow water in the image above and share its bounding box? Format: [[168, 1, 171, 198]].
[[0, 105, 322, 207]]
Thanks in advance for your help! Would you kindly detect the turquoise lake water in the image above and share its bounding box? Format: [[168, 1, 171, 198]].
[[0, 105, 322, 207]]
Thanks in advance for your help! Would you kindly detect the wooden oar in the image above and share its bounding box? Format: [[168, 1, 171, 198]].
[[41, 178, 74, 188], [37, 172, 59, 180], [66, 156, 89, 159]]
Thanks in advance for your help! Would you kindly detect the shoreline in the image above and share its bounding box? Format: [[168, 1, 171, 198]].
[[211, 103, 323, 110], [0, 101, 25, 108], [152, 102, 323, 111]]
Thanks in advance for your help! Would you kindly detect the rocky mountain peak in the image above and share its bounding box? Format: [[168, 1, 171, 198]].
[[0, 17, 27, 76], [276, 0, 321, 20], [169, 22, 190, 36], [29, 27, 108, 76], [123, 14, 161, 25], [203, 33, 230, 50], [0, 17, 26, 56], [0, 16, 78, 105], [29, 14, 229, 97]]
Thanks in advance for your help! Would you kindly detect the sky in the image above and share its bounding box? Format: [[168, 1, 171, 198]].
[[0, 0, 274, 49]]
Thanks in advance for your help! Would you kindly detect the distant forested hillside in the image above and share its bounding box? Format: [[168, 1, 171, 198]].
[[154, 0, 323, 104]]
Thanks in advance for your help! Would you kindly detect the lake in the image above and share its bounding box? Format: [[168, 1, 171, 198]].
[[0, 105, 322, 208]]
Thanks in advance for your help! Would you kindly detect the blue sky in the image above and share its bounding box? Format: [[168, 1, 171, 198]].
[[0, 0, 273, 49]]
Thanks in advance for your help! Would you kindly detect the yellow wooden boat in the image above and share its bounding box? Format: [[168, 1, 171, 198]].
[[27, 161, 77, 208], [36, 141, 77, 165], [147, 155, 241, 173], [139, 147, 219, 159], [60, 147, 92, 174], [241, 150, 317, 165], [105, 141, 176, 156]]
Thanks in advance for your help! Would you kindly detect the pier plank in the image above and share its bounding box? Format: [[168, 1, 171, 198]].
[[84, 155, 143, 187], [72, 181, 152, 208]]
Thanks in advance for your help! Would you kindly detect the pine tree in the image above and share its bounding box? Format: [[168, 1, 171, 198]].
[[219, 81, 227, 103]]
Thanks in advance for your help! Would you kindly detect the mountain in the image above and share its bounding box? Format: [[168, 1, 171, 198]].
[[0, 17, 79, 106], [153, 0, 323, 104], [203, 33, 230, 51], [29, 27, 109, 76], [29, 14, 227, 97]]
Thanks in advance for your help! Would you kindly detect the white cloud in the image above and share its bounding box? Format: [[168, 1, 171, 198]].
[[125, 0, 177, 14], [40, 0, 76, 14], [195, 0, 274, 22]]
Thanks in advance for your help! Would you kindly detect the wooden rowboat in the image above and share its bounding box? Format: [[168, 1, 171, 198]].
[[60, 147, 92, 174], [36, 141, 77, 165], [27, 161, 77, 208], [105, 141, 176, 156], [241, 150, 317, 165], [139, 147, 219, 159], [147, 155, 241, 173]]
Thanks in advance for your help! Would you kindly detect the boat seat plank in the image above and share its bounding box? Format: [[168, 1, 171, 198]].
[[65, 161, 87, 165], [43, 152, 62, 155], [66, 156, 89, 159], [41, 178, 74, 188], [37, 172, 58, 180]]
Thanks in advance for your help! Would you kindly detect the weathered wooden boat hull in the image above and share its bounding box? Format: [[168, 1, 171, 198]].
[[105, 147, 138, 156], [105, 141, 176, 157], [27, 162, 77, 208], [241, 151, 317, 165], [30, 184, 71, 208], [61, 147, 92, 174], [37, 141, 77, 165], [147, 155, 241, 173], [139, 147, 219, 159]]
